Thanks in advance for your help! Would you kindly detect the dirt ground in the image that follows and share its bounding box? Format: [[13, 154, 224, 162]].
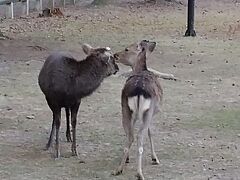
[[0, 0, 240, 179]]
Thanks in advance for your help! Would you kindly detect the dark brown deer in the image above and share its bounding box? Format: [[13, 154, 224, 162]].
[[114, 40, 176, 80], [112, 46, 162, 180], [38, 44, 119, 158]]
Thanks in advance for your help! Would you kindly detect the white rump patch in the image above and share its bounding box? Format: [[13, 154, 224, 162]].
[[139, 95, 151, 112], [128, 96, 138, 111], [128, 95, 151, 112]]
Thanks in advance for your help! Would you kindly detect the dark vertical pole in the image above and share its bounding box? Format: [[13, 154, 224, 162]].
[[185, 0, 196, 36]]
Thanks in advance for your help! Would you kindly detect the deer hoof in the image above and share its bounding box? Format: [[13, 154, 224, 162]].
[[45, 140, 53, 150], [66, 134, 72, 142], [152, 158, 160, 165], [111, 168, 123, 176], [55, 150, 61, 159], [71, 147, 78, 157], [44, 144, 50, 151], [125, 157, 130, 163], [136, 173, 144, 180], [72, 151, 78, 157]]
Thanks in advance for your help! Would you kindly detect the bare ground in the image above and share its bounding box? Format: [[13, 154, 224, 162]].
[[0, 1, 240, 179]]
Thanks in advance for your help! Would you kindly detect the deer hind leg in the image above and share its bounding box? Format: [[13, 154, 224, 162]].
[[136, 103, 154, 180], [45, 98, 56, 150], [149, 101, 160, 164], [65, 108, 72, 142], [112, 102, 134, 176], [45, 97, 61, 158], [45, 97, 61, 157], [54, 108, 61, 158], [70, 102, 80, 157], [148, 128, 160, 165], [45, 117, 55, 150]]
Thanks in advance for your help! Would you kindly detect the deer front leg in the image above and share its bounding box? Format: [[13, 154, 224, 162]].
[[65, 108, 72, 142], [45, 118, 55, 150], [148, 128, 160, 165]]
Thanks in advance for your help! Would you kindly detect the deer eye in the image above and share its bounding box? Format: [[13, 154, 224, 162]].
[[125, 48, 129, 52]]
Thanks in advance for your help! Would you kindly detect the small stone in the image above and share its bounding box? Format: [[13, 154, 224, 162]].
[[188, 143, 194, 147], [7, 107, 12, 111], [27, 115, 35, 119]]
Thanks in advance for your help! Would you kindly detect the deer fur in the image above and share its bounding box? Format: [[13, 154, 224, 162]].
[[38, 44, 119, 158], [113, 47, 162, 180]]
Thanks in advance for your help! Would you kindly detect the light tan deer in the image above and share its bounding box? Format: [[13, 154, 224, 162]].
[[114, 40, 176, 80], [112, 44, 163, 180]]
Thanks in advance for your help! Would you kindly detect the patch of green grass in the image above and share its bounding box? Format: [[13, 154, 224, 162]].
[[184, 109, 240, 131]]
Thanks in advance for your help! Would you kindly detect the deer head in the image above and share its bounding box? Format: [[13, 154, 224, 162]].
[[82, 44, 119, 75], [113, 40, 156, 68]]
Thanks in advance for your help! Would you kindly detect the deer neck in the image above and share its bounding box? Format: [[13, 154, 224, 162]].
[[132, 59, 148, 74]]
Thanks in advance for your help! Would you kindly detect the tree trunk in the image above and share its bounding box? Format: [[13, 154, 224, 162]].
[[185, 0, 196, 36]]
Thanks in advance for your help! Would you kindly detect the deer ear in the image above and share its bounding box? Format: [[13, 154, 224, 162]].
[[148, 42, 156, 52], [82, 43, 93, 55], [105, 47, 111, 51]]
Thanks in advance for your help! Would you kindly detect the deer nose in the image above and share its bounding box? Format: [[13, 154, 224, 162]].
[[114, 64, 119, 74]]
